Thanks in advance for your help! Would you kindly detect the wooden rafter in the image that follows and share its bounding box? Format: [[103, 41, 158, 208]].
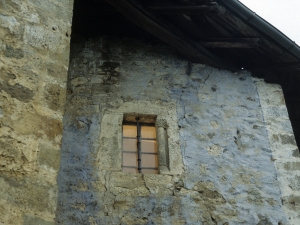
[[163, 14, 213, 39], [104, 0, 236, 70], [146, 4, 225, 15], [200, 38, 261, 48], [249, 62, 300, 70], [74, 3, 225, 16]]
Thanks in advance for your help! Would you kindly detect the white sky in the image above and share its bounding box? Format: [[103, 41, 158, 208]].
[[239, 0, 300, 45]]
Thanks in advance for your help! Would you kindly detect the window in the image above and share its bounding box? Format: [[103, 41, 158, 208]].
[[97, 100, 184, 175], [122, 120, 159, 174]]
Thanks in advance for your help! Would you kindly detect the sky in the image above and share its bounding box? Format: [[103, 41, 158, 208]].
[[239, 0, 300, 45]]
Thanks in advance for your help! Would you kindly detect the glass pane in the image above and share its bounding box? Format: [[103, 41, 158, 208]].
[[123, 125, 137, 138], [141, 126, 156, 139], [141, 154, 158, 168], [123, 153, 138, 167], [123, 167, 138, 174], [141, 140, 157, 153], [123, 138, 137, 152], [142, 169, 158, 174]]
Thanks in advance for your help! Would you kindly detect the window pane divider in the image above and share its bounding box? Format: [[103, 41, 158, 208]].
[[141, 152, 157, 155], [123, 151, 157, 155], [122, 151, 137, 153], [122, 166, 158, 170], [123, 137, 156, 140], [137, 120, 142, 173], [122, 166, 138, 168]]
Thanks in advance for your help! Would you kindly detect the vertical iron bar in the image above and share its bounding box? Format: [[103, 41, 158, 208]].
[[137, 120, 142, 173]]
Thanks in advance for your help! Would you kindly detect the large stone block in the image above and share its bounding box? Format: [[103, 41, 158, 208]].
[[0, 82, 34, 103], [38, 143, 60, 171], [23, 215, 54, 225], [44, 83, 66, 112]]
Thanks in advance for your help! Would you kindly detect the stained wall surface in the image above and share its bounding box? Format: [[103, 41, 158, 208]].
[[58, 37, 300, 224], [0, 0, 73, 224]]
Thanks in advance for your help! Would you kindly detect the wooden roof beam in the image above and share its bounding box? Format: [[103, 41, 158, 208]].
[[104, 0, 236, 70], [200, 38, 261, 48], [146, 4, 225, 15], [249, 62, 300, 70], [75, 2, 224, 16]]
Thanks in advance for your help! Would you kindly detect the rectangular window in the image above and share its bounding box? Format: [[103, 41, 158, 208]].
[[122, 121, 158, 174]]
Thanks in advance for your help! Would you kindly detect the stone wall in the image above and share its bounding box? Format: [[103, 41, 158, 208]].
[[58, 36, 300, 224], [0, 0, 73, 224], [256, 80, 300, 224]]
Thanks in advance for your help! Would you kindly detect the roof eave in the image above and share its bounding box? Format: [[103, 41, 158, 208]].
[[216, 0, 300, 60]]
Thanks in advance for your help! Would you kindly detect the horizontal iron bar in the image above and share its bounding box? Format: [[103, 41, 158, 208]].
[[122, 166, 158, 170], [123, 137, 156, 140], [123, 151, 157, 155]]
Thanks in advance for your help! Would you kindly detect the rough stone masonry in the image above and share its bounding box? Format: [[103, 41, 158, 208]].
[[0, 0, 73, 224], [0, 0, 300, 224], [56, 37, 300, 225]]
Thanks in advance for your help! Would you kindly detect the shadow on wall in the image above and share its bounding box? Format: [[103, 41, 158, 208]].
[[56, 113, 101, 223]]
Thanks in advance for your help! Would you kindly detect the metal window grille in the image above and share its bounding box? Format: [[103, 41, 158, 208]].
[[122, 120, 158, 174]]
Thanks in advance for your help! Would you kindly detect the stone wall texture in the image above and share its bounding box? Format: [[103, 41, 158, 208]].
[[57, 36, 300, 225], [0, 0, 73, 224], [256, 80, 300, 224], [1, 1, 300, 223]]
